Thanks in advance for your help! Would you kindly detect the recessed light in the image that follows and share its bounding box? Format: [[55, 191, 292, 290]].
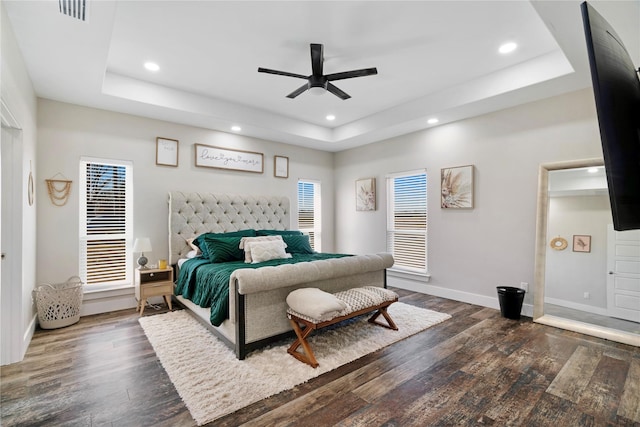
[[231, 125, 242, 132], [326, 114, 336, 121], [587, 167, 599, 173], [498, 42, 517, 54], [427, 118, 439, 125], [144, 62, 160, 72]]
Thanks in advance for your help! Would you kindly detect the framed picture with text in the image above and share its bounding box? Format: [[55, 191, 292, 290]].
[[156, 137, 179, 167], [274, 155, 289, 178]]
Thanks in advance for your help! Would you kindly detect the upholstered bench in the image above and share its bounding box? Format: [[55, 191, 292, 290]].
[[286, 286, 399, 368]]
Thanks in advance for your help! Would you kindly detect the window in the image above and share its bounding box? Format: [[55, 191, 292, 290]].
[[387, 171, 427, 274], [297, 180, 321, 251], [79, 158, 133, 287]]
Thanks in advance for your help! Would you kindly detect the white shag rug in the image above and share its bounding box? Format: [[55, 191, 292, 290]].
[[139, 303, 451, 425]]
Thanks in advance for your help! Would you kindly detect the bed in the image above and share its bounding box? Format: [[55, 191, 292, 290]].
[[168, 191, 394, 359]]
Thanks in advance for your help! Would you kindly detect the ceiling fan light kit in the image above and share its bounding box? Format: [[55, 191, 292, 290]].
[[258, 43, 378, 100]]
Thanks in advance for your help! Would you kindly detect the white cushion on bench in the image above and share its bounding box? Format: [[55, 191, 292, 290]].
[[287, 286, 399, 323], [286, 288, 348, 322]]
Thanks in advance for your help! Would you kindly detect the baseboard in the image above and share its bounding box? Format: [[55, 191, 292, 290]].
[[20, 314, 37, 361], [544, 297, 609, 316], [388, 276, 533, 318]]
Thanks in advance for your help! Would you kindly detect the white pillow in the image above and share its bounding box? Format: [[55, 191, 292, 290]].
[[286, 288, 348, 321], [241, 235, 285, 263], [185, 250, 199, 259], [249, 240, 291, 263]]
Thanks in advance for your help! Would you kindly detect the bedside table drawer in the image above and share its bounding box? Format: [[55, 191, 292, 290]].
[[140, 281, 173, 298], [140, 270, 172, 283]]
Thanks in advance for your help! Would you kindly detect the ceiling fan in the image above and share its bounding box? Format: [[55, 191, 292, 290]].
[[258, 43, 378, 100]]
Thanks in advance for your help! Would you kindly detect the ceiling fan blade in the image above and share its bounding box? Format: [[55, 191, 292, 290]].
[[258, 67, 308, 79], [326, 82, 351, 100], [310, 43, 324, 76], [286, 83, 310, 99], [326, 67, 378, 81]]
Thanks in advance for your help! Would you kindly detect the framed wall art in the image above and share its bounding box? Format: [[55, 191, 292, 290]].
[[274, 155, 289, 178], [156, 137, 179, 167], [356, 178, 376, 211], [194, 144, 264, 173], [573, 235, 591, 253], [441, 165, 474, 209]]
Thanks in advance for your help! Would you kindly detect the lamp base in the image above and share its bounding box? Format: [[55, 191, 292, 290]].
[[137, 254, 149, 269]]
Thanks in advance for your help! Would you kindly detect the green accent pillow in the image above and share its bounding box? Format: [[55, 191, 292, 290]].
[[283, 234, 314, 254], [202, 236, 244, 263], [194, 229, 256, 258], [256, 229, 303, 236]]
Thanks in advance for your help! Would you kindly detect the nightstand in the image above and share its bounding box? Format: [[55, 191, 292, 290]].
[[135, 267, 174, 315]]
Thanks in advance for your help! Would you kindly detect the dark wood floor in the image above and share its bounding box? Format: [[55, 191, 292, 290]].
[[2, 289, 639, 426]]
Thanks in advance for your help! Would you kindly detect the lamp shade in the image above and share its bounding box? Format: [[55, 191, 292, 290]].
[[132, 238, 152, 253]]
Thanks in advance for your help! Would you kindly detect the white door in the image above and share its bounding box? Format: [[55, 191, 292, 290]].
[[1, 124, 17, 364], [607, 224, 640, 322]]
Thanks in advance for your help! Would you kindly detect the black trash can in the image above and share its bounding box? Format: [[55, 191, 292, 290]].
[[496, 286, 525, 320]]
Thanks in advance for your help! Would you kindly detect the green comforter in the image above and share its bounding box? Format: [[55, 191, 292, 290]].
[[175, 253, 351, 326]]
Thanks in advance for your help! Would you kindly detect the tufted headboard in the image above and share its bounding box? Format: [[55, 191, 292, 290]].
[[168, 192, 291, 264]]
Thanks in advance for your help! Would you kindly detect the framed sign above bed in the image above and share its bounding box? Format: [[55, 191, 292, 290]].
[[156, 137, 179, 167], [195, 143, 264, 173]]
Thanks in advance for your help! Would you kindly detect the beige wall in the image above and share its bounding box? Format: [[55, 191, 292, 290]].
[[36, 100, 335, 313], [334, 89, 605, 313]]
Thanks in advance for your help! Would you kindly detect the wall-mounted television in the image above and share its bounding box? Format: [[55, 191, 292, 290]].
[[581, 1, 640, 231]]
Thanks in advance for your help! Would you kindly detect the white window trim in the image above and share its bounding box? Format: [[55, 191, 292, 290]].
[[297, 179, 321, 252], [386, 169, 428, 275], [79, 157, 133, 290]]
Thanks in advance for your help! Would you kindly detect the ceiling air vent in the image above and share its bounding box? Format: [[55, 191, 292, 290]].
[[59, 0, 87, 22]]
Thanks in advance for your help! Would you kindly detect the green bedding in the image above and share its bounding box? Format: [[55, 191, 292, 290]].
[[175, 253, 351, 326]]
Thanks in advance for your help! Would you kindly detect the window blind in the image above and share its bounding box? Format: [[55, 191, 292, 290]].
[[79, 159, 132, 286], [298, 180, 321, 250], [387, 172, 427, 273]]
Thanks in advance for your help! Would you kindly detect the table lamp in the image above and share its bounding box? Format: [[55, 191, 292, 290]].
[[133, 238, 152, 269]]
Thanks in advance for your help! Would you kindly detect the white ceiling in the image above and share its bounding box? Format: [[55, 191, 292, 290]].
[[3, 1, 639, 152]]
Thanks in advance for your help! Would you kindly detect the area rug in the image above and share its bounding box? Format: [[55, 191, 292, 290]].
[[139, 302, 451, 425]]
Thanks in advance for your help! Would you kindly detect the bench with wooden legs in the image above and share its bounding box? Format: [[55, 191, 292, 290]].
[[286, 286, 399, 368]]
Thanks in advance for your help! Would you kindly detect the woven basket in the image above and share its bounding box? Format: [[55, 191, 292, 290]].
[[33, 276, 84, 329]]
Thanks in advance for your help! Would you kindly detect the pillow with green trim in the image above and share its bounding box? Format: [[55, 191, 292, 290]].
[[282, 234, 314, 254], [202, 236, 245, 263], [193, 229, 256, 258], [256, 229, 303, 236]]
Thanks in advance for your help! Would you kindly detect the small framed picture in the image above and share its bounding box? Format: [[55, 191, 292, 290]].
[[441, 165, 474, 208], [156, 137, 179, 167], [573, 235, 591, 253], [356, 178, 376, 211], [274, 155, 289, 178]]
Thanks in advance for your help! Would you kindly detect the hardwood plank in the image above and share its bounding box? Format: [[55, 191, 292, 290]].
[[576, 355, 629, 421], [618, 357, 640, 422], [545, 345, 602, 402]]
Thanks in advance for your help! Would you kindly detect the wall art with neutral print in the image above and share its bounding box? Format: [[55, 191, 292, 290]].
[[194, 144, 263, 173], [441, 165, 474, 209], [573, 235, 591, 252], [356, 178, 376, 211]]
